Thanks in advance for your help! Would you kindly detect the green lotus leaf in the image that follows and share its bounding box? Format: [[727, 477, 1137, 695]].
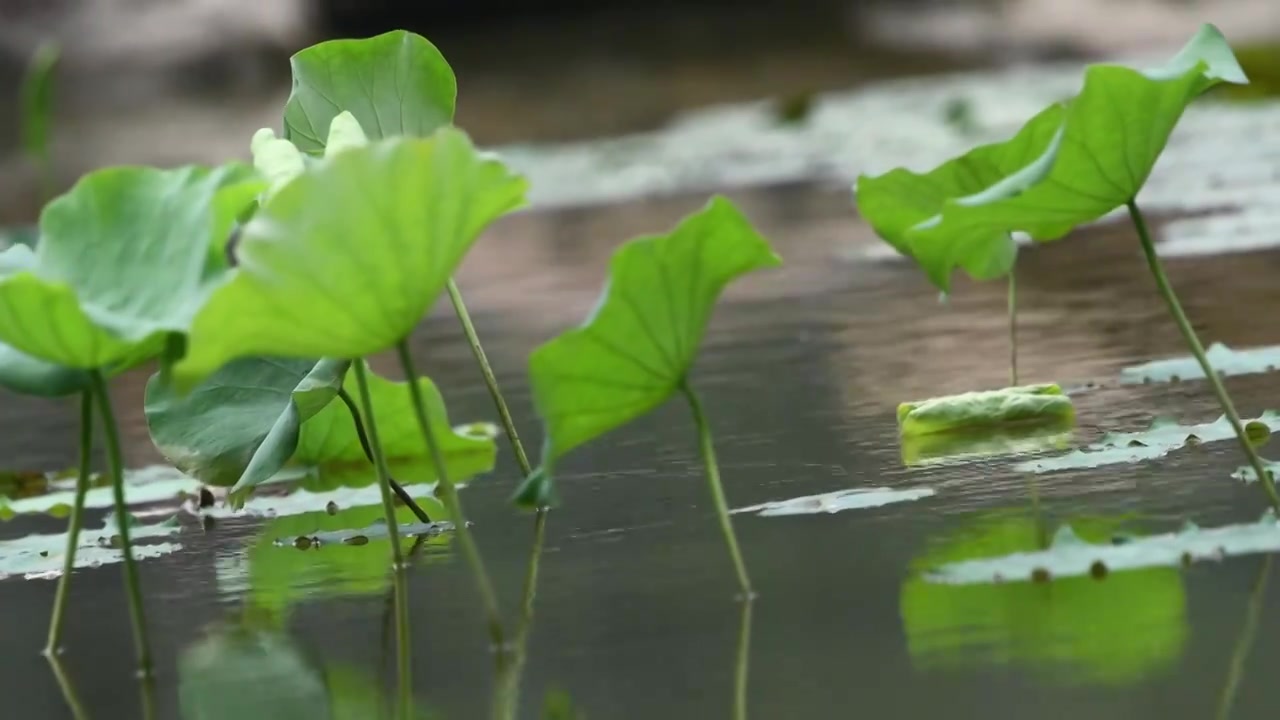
[[174, 131, 527, 391], [901, 513, 1187, 685], [0, 342, 90, 396], [0, 164, 262, 370], [1017, 410, 1278, 474], [283, 30, 455, 155], [855, 23, 1247, 290], [145, 357, 496, 492], [252, 111, 368, 203], [517, 196, 781, 507], [897, 383, 1075, 437]]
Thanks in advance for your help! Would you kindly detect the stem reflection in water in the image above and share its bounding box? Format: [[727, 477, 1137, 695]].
[[1215, 555, 1272, 720]]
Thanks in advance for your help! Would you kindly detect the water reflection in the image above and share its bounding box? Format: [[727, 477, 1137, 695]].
[[177, 622, 432, 720], [1214, 556, 1272, 720], [900, 511, 1189, 685]]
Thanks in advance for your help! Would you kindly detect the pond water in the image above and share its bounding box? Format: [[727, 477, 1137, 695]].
[[3, 178, 1280, 719]]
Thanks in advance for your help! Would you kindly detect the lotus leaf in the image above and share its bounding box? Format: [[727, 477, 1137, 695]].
[[518, 196, 781, 506], [897, 384, 1074, 437]]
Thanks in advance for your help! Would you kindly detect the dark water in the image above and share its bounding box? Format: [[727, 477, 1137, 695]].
[[4, 184, 1280, 719]]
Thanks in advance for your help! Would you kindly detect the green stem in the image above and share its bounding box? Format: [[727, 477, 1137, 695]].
[[446, 279, 533, 475], [394, 340, 505, 648], [393, 566, 412, 720], [350, 361, 405, 567], [1215, 555, 1271, 720], [1128, 200, 1280, 513], [89, 370, 152, 677], [45, 655, 89, 720], [335, 387, 431, 524], [44, 391, 93, 656], [680, 380, 753, 597], [1008, 266, 1018, 386], [734, 597, 754, 720], [446, 279, 547, 720], [492, 509, 548, 720]]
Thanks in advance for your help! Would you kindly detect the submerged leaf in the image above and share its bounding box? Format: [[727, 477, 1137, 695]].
[[926, 511, 1280, 584], [1120, 342, 1280, 384], [146, 358, 496, 491], [897, 384, 1075, 437], [0, 516, 180, 580], [855, 24, 1248, 290], [731, 487, 934, 517], [1017, 411, 1279, 474], [0, 164, 262, 369], [175, 131, 527, 390], [519, 196, 781, 506], [901, 513, 1186, 685], [283, 30, 455, 155], [0, 465, 200, 521]]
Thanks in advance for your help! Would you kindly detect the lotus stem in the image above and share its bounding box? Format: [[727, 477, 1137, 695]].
[[393, 561, 413, 720], [446, 279, 534, 475], [446, 278, 547, 720], [1214, 555, 1271, 720], [349, 361, 406, 567], [394, 340, 506, 648], [88, 370, 152, 677], [1128, 200, 1280, 513], [45, 653, 89, 720], [335, 387, 431, 524], [679, 380, 753, 597], [1008, 266, 1018, 386], [44, 391, 93, 656], [734, 597, 754, 720]]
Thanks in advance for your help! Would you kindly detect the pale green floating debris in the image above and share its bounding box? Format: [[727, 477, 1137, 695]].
[[732, 487, 935, 517], [901, 419, 1073, 467], [205, 483, 447, 521], [0, 465, 202, 520], [1017, 411, 1279, 474], [0, 517, 180, 580], [897, 383, 1075, 437], [1120, 342, 1280, 385], [1231, 459, 1280, 484], [926, 511, 1280, 584]]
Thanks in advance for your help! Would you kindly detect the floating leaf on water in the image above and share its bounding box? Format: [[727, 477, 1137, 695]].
[[900, 513, 1186, 685], [173, 131, 527, 391], [1017, 411, 1279, 474], [0, 517, 180, 580], [146, 357, 497, 494], [517, 196, 782, 507], [1119, 342, 1280, 384], [0, 164, 262, 371], [283, 30, 455, 155], [897, 383, 1075, 437], [926, 511, 1280, 584], [215, 491, 450, 617], [854, 24, 1247, 290], [901, 420, 1073, 467], [732, 487, 935, 517], [1231, 459, 1280, 484], [0, 465, 201, 520]]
